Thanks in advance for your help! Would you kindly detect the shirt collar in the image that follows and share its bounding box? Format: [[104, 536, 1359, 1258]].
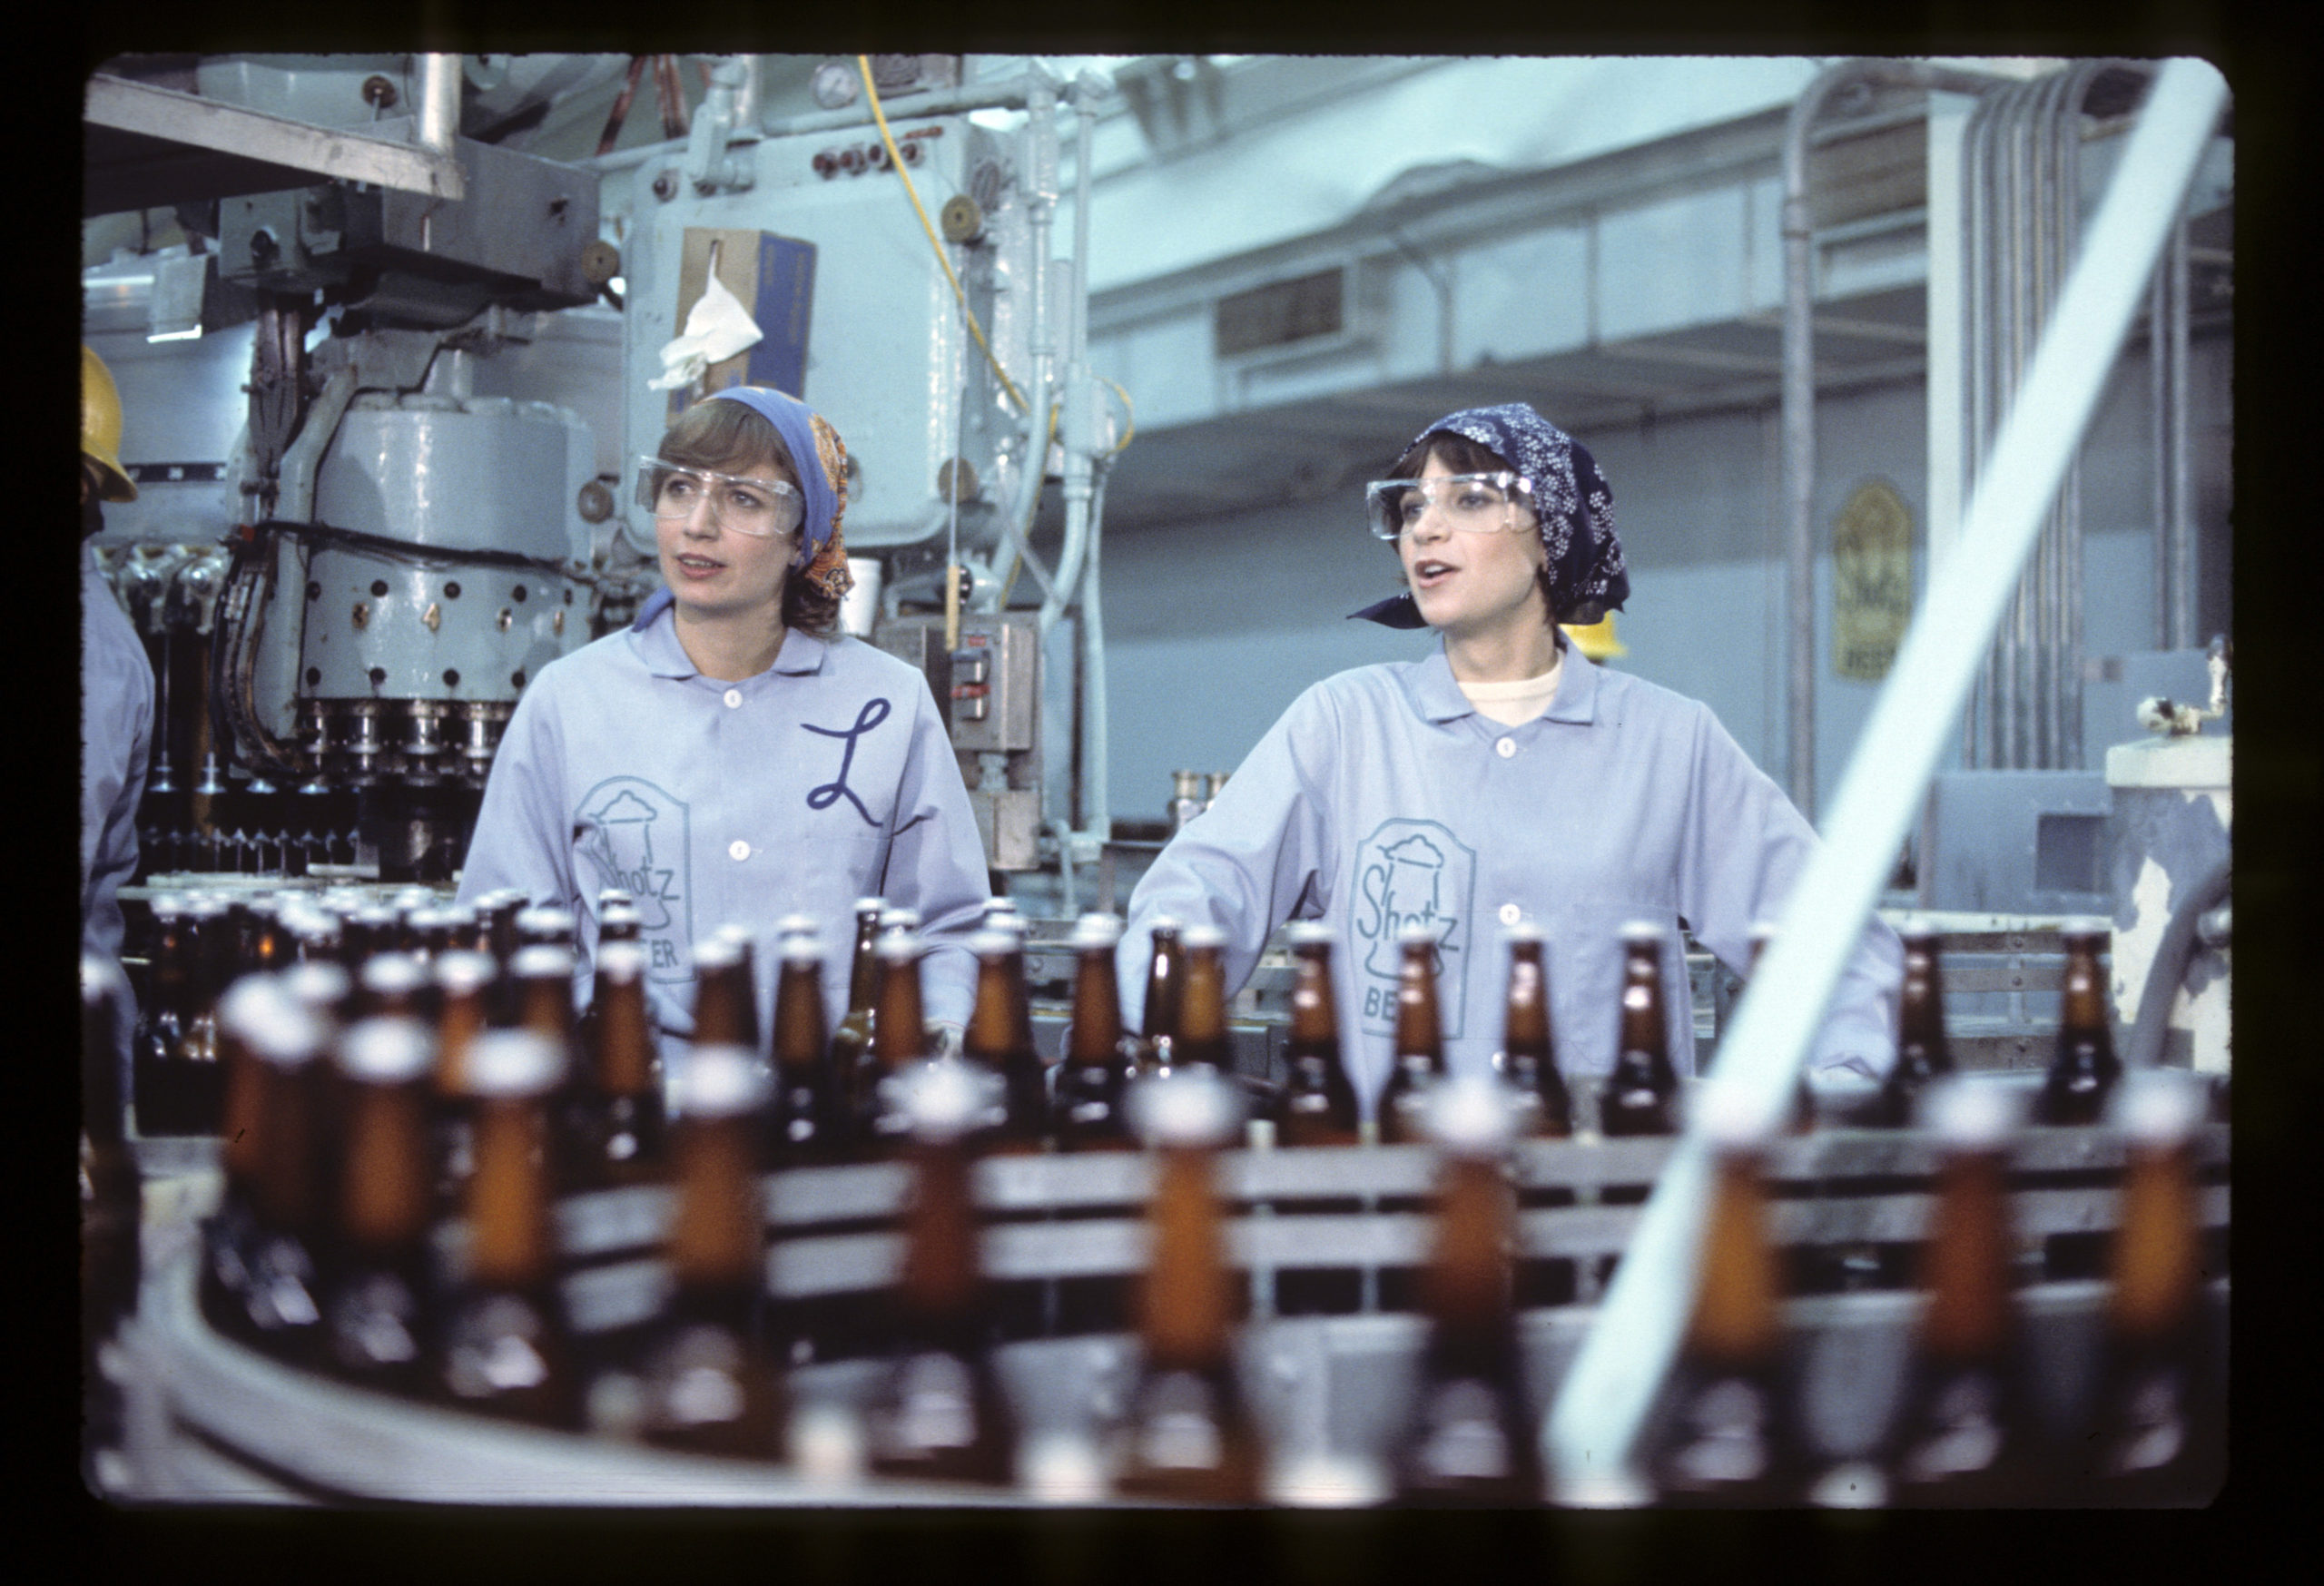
[[1411, 640, 1603, 724], [628, 589, 831, 679]]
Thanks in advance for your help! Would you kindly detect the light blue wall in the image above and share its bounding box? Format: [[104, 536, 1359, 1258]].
[[1094, 333, 2230, 823]]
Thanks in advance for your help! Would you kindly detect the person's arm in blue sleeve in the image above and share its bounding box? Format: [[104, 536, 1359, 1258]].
[[883, 676, 991, 1030], [1674, 700, 1903, 1081], [1118, 684, 1339, 1028], [454, 687, 579, 921]]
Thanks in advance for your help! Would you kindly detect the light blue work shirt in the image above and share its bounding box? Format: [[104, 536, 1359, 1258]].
[[1119, 644, 1901, 1111], [82, 548, 153, 1071], [458, 590, 990, 1062]]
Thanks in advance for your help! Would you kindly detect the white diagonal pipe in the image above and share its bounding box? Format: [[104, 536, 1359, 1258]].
[[1543, 55, 2229, 1501]]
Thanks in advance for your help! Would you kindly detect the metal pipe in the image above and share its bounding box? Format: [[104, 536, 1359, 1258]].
[[1780, 58, 2009, 820], [2166, 207, 2195, 649], [1545, 56, 2229, 1501], [2149, 232, 2172, 651], [416, 54, 462, 157]]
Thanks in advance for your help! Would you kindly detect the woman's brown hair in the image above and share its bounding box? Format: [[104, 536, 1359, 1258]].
[[656, 399, 842, 637], [1386, 431, 1562, 631]]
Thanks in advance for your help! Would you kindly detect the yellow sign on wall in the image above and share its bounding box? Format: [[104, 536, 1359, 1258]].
[[1833, 478, 1914, 681]]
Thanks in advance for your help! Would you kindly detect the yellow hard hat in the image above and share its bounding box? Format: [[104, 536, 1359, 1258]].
[[1561, 611, 1627, 660], [82, 345, 137, 503]]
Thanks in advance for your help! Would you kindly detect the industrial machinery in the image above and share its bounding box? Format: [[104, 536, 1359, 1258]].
[[84, 53, 1122, 886]]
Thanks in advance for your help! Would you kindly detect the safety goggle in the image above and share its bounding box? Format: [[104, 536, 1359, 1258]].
[[633, 457, 804, 538], [1364, 471, 1535, 542]]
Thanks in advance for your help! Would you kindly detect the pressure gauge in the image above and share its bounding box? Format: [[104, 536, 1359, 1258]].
[[811, 61, 860, 110]]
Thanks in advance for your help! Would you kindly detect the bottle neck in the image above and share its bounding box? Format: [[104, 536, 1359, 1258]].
[[467, 1095, 554, 1286], [772, 968, 829, 1075], [1686, 1151, 1778, 1365], [1139, 1146, 1233, 1367], [1918, 1150, 2013, 1359], [1068, 955, 1126, 1067], [342, 1079, 431, 1250], [597, 978, 658, 1094]]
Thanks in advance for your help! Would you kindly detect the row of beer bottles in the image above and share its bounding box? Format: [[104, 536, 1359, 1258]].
[[129, 882, 617, 1138], [1644, 1066, 2220, 1507]]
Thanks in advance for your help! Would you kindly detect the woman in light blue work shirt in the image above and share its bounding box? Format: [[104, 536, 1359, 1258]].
[[458, 387, 990, 1061], [1118, 402, 1901, 1110]]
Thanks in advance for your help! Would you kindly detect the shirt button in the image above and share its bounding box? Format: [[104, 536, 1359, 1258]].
[[728, 840, 750, 862], [1498, 902, 1522, 926], [724, 688, 743, 708], [1495, 736, 1517, 758]]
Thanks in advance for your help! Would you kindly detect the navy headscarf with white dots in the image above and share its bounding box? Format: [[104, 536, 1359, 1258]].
[[1351, 401, 1630, 629]]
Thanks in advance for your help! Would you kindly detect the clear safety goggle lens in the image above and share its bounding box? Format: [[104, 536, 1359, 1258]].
[[1364, 471, 1534, 541], [633, 457, 804, 538]]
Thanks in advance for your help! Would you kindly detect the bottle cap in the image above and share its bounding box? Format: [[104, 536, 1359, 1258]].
[[1747, 919, 1779, 944], [671, 1042, 765, 1118], [1396, 921, 1441, 947], [596, 941, 650, 981], [690, 933, 744, 972], [433, 950, 498, 996], [149, 892, 191, 919], [81, 952, 124, 1002], [360, 951, 428, 998], [853, 896, 888, 915], [1619, 920, 1666, 945], [967, 929, 1022, 958], [464, 1029, 567, 1098], [1072, 913, 1123, 949], [881, 907, 924, 932], [1915, 1075, 2024, 1148], [1127, 1066, 1246, 1148], [890, 1056, 1004, 1143], [711, 921, 755, 950], [773, 912, 819, 939], [1687, 1076, 1781, 1149], [220, 977, 327, 1069], [2110, 1068, 2205, 1147], [776, 930, 823, 965], [1500, 916, 1544, 945], [515, 905, 576, 939], [596, 886, 635, 909], [1423, 1074, 1518, 1154], [280, 960, 352, 1018], [337, 1016, 436, 1086], [1178, 922, 1227, 951], [1284, 921, 1337, 950], [875, 929, 926, 964], [511, 943, 576, 980]]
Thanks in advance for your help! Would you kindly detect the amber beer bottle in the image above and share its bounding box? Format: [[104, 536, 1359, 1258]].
[[1878, 923, 1956, 1128], [1137, 916, 1186, 1077], [963, 929, 1051, 1153], [2037, 922, 2121, 1126], [1280, 923, 1360, 1148], [1378, 923, 1451, 1146], [1171, 924, 1235, 1077], [323, 1017, 438, 1395], [132, 893, 207, 1136], [1052, 913, 1138, 1151], [2076, 1069, 2221, 1502], [853, 928, 930, 1148], [238, 980, 339, 1364], [202, 976, 294, 1338], [438, 1029, 580, 1428], [767, 927, 842, 1166], [867, 1059, 1019, 1483], [1646, 1079, 1809, 1503], [572, 941, 668, 1187], [1114, 1069, 1265, 1502], [638, 1043, 787, 1459], [830, 899, 886, 1144], [1391, 1077, 1543, 1502], [428, 951, 498, 1220], [1880, 1078, 2038, 1505], [1600, 922, 1680, 1137], [1499, 924, 1572, 1138]]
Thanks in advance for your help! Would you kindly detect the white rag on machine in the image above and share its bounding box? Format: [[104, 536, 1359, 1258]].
[[646, 268, 765, 392]]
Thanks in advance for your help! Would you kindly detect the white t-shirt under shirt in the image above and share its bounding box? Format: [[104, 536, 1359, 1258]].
[[1456, 652, 1564, 725]]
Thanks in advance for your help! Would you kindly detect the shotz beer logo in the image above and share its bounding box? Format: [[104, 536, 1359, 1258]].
[[1351, 818, 1475, 1038], [577, 776, 693, 979]]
